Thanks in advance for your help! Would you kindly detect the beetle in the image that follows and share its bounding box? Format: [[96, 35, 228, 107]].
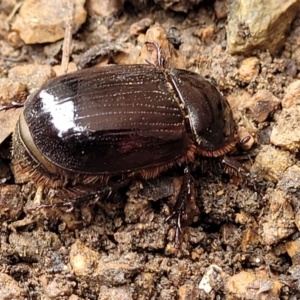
[[8, 41, 238, 243]]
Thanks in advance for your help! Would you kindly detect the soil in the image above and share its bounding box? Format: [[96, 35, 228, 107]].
[[0, 0, 300, 299]]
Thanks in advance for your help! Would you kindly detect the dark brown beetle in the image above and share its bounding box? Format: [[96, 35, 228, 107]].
[[10, 42, 238, 241]]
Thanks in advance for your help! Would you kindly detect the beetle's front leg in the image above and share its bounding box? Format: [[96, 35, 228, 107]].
[[165, 166, 193, 247], [222, 155, 249, 178]]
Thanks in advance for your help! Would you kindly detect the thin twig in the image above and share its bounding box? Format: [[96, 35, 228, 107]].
[[61, 0, 75, 74]]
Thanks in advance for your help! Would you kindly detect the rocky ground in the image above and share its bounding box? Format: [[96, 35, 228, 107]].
[[1, 0, 300, 299]]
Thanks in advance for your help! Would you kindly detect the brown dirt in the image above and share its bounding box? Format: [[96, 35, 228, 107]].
[[0, 1, 300, 299]]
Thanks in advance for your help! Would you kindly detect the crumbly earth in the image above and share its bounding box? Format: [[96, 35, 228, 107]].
[[0, 1, 300, 299]]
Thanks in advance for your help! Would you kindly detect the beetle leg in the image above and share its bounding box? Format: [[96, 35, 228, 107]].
[[70, 187, 112, 207], [0, 101, 24, 111], [220, 134, 253, 176], [222, 155, 243, 172], [26, 201, 76, 213], [222, 155, 249, 177], [26, 186, 113, 214], [165, 166, 192, 247], [66, 179, 131, 208], [27, 179, 131, 214], [222, 155, 261, 195]]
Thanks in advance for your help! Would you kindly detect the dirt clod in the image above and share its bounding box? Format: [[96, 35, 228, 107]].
[[0, 1, 300, 299]]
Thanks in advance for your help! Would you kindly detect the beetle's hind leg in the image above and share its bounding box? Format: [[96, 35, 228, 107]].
[[26, 179, 131, 214], [25, 186, 112, 214], [68, 187, 113, 210]]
